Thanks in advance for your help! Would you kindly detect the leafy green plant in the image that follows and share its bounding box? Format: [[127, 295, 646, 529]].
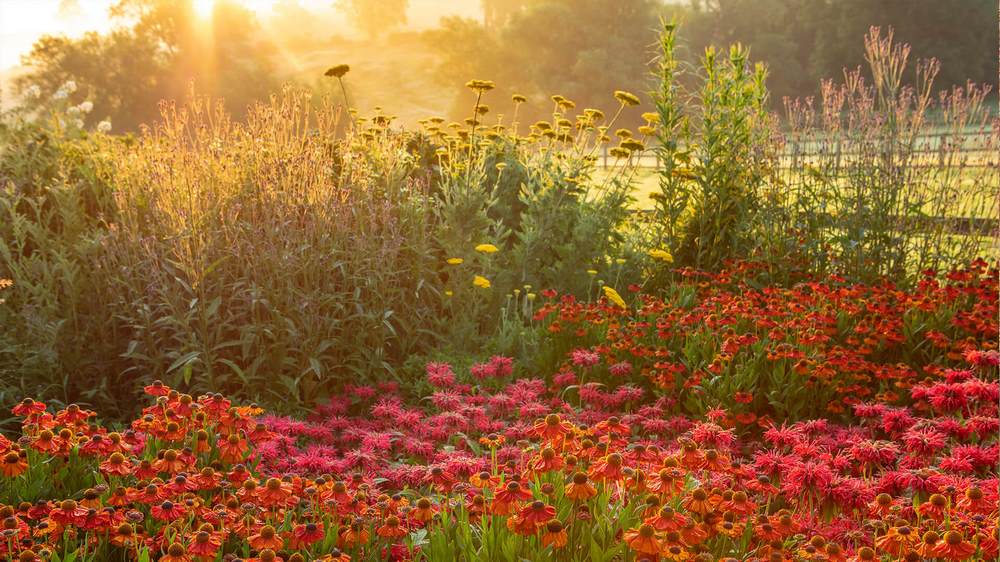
[[649, 22, 775, 274]]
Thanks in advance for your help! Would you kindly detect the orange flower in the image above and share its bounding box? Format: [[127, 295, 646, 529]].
[[645, 506, 687, 532], [257, 478, 293, 508], [589, 453, 625, 482], [505, 513, 538, 536], [422, 466, 456, 492], [532, 414, 574, 443], [1, 450, 27, 478], [289, 521, 324, 549], [530, 447, 564, 474], [338, 519, 370, 549], [110, 523, 139, 547], [153, 449, 188, 474], [682, 488, 714, 515], [48, 499, 87, 527], [218, 434, 249, 464], [491, 481, 533, 515], [469, 471, 499, 490], [410, 498, 437, 524], [318, 548, 351, 562], [648, 467, 685, 497], [160, 543, 191, 562], [376, 515, 408, 539], [187, 529, 223, 559], [565, 472, 597, 501], [30, 430, 60, 454], [248, 525, 284, 551], [541, 519, 568, 548], [933, 531, 977, 560], [518, 501, 556, 526], [99, 452, 133, 477], [875, 524, 919, 557], [151, 500, 188, 523], [624, 524, 661, 556], [917, 530, 941, 559]]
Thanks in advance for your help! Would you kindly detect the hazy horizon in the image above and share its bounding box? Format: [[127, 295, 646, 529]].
[[0, 0, 482, 71]]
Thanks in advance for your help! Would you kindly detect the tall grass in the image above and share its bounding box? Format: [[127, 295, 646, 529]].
[[781, 28, 998, 281], [0, 83, 646, 419], [648, 24, 997, 284]]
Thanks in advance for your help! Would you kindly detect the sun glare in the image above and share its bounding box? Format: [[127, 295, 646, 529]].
[[192, 0, 216, 19]]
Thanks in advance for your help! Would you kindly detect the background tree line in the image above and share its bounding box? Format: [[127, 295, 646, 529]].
[[7, 0, 997, 131]]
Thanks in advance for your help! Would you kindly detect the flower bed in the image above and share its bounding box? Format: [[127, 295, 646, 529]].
[[529, 260, 998, 421], [1, 347, 997, 561]]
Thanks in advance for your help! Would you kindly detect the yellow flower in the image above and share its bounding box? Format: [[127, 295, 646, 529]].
[[587, 269, 598, 276], [446, 257, 464, 265], [473, 276, 492, 289], [648, 249, 674, 263], [466, 79, 496, 92], [444, 290, 454, 297], [602, 286, 627, 309], [614, 90, 641, 106], [475, 244, 499, 254]]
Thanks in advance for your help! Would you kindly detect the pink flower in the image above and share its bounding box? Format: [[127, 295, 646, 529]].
[[552, 370, 577, 387], [609, 361, 633, 376], [426, 362, 456, 387], [489, 355, 514, 377], [570, 348, 600, 368], [965, 349, 1000, 367]]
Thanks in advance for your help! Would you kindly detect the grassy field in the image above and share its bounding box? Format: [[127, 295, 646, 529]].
[[601, 166, 998, 220]]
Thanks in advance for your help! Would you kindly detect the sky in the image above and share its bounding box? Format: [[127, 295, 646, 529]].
[[0, 0, 481, 71]]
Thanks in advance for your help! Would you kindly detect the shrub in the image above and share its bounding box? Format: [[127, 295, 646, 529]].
[[649, 21, 775, 274]]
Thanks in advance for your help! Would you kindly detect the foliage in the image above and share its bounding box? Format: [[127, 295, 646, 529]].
[[648, 24, 998, 283], [335, 0, 409, 39], [0, 80, 648, 420], [1, 22, 996, 424], [683, 0, 998, 103], [13, 0, 281, 131], [778, 28, 1000, 283], [648, 22, 774, 272]]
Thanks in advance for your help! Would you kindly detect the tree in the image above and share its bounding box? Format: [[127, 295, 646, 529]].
[[481, 0, 531, 31], [335, 0, 408, 39], [13, 30, 165, 129], [427, 0, 663, 123], [14, 0, 282, 130], [682, 0, 997, 103]]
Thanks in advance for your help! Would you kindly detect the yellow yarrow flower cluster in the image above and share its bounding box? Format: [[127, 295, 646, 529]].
[[602, 286, 627, 309], [648, 249, 674, 263]]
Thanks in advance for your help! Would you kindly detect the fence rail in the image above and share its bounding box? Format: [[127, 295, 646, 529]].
[[600, 128, 998, 171], [608, 128, 999, 236], [627, 208, 998, 235]]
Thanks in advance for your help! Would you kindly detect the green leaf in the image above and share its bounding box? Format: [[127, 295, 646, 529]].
[[167, 350, 201, 374]]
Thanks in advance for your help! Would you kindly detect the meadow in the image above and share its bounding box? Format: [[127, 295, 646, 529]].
[[0, 22, 997, 562]]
